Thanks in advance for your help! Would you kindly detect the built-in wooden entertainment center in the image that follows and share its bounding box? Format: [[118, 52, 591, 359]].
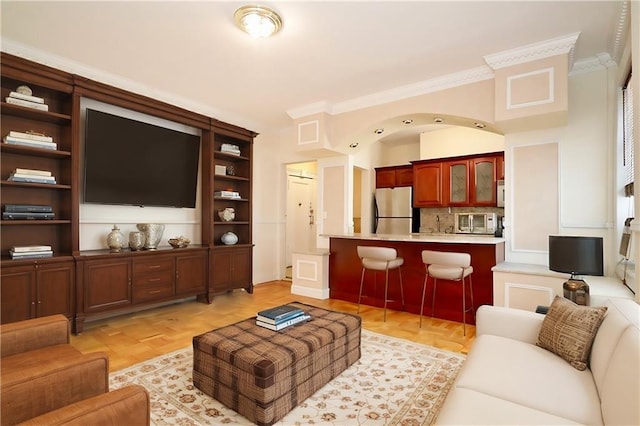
[[0, 53, 256, 333]]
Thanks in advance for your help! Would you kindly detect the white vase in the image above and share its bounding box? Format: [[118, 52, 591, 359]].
[[218, 208, 235, 222], [221, 231, 238, 245], [136, 223, 165, 249], [107, 225, 125, 252]]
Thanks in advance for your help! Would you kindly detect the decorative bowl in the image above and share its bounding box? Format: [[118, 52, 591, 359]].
[[168, 236, 190, 248]]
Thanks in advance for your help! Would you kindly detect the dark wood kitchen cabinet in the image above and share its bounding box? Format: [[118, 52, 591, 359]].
[[413, 162, 443, 207], [0, 259, 74, 324], [375, 165, 413, 188]]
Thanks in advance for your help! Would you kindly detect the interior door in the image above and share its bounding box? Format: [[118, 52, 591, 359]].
[[286, 175, 315, 266]]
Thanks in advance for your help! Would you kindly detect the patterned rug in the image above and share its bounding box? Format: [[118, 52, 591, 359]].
[[110, 330, 465, 425]]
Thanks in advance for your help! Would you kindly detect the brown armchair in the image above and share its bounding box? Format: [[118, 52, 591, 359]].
[[1, 315, 150, 425]]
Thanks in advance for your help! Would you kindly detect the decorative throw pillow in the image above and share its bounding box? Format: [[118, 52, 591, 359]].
[[536, 295, 607, 371]]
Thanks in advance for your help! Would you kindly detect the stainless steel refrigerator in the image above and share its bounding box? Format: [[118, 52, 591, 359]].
[[373, 187, 419, 234]]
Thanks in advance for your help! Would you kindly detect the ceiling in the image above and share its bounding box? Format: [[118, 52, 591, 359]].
[[0, 1, 628, 141]]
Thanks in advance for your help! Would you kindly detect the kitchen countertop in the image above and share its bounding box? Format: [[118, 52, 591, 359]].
[[323, 232, 505, 245]]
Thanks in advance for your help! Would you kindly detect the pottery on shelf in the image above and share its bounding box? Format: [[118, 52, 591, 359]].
[[129, 231, 145, 251], [136, 223, 165, 249], [168, 236, 190, 248], [218, 207, 235, 222], [221, 231, 239, 245], [107, 225, 126, 253]]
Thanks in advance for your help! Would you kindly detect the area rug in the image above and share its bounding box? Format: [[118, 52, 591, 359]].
[[110, 330, 465, 425]]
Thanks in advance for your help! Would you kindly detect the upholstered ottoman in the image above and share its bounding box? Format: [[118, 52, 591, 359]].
[[192, 302, 361, 426]]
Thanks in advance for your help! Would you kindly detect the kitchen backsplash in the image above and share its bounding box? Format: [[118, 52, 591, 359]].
[[420, 207, 504, 234]]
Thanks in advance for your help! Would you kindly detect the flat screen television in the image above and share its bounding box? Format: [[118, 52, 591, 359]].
[[83, 109, 200, 208], [548, 235, 604, 277]]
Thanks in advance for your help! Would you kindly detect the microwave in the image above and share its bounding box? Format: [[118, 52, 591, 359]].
[[454, 212, 497, 234]]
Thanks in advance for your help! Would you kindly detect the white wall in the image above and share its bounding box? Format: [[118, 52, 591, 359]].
[[420, 126, 505, 159]]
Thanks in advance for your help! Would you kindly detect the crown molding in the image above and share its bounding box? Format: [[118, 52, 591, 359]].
[[611, 0, 630, 66], [483, 32, 580, 70], [569, 53, 616, 76], [287, 65, 494, 119]]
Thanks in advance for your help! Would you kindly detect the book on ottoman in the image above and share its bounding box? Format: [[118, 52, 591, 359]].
[[256, 304, 304, 324]]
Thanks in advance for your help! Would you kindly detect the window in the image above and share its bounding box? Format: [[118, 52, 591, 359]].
[[622, 70, 634, 196]]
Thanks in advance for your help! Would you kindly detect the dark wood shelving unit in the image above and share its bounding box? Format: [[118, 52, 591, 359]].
[[0, 52, 257, 332]]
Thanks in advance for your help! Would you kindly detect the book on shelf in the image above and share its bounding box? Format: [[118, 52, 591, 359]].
[[8, 175, 57, 184], [5, 97, 49, 111], [3, 137, 57, 150], [9, 250, 54, 259], [8, 131, 54, 143], [3, 211, 56, 220], [214, 191, 240, 199], [11, 245, 53, 253], [256, 314, 311, 331], [8, 91, 45, 104], [11, 172, 56, 181], [257, 304, 305, 322], [13, 168, 52, 177], [4, 204, 53, 213]]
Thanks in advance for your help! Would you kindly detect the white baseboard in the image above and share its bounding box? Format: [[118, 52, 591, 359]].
[[291, 284, 330, 300]]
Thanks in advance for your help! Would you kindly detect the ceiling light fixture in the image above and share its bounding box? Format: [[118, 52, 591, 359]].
[[349, 142, 359, 148], [234, 5, 283, 38], [434, 117, 444, 123], [374, 128, 384, 134], [402, 119, 413, 125], [474, 122, 486, 129]]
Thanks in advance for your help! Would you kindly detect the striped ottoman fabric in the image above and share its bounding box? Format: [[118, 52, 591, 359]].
[[192, 302, 361, 426]]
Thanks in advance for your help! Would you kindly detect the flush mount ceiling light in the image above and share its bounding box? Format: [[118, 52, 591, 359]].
[[374, 128, 384, 135], [349, 142, 359, 148], [402, 119, 413, 125], [474, 122, 486, 129], [433, 117, 444, 123], [234, 5, 283, 38]]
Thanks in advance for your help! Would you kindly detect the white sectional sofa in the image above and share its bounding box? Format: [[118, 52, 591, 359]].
[[436, 297, 639, 425]]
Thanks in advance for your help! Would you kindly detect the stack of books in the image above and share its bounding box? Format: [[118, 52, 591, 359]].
[[4, 131, 57, 150], [3, 204, 55, 220], [9, 245, 54, 260], [214, 190, 241, 199], [8, 168, 57, 184], [5, 90, 49, 111], [256, 304, 311, 331], [221, 143, 241, 156]]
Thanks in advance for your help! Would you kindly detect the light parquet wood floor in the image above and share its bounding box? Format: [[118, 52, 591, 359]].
[[70, 280, 475, 372]]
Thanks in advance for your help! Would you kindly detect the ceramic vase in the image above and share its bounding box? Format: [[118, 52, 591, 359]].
[[107, 225, 126, 252], [221, 231, 238, 245], [128, 231, 145, 251], [136, 223, 165, 249]]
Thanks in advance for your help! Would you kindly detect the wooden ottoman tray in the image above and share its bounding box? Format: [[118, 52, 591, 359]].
[[192, 302, 361, 426]]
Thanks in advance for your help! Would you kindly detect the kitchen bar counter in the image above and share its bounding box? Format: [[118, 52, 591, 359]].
[[327, 233, 505, 325]]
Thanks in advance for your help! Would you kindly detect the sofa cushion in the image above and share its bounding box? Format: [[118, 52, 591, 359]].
[[436, 387, 582, 425], [536, 296, 607, 370], [453, 334, 603, 425]]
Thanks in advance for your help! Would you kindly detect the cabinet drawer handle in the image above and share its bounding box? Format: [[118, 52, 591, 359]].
[[148, 265, 162, 270], [148, 278, 161, 282], [149, 290, 162, 294]]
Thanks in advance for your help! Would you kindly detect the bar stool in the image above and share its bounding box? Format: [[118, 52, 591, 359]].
[[356, 246, 405, 321], [420, 250, 475, 335]]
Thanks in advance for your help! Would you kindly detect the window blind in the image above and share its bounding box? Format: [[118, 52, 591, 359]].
[[622, 71, 634, 196]]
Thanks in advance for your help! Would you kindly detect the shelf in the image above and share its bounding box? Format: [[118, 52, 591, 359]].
[[1, 180, 71, 190], [1, 220, 71, 225], [0, 254, 74, 263], [1, 143, 71, 158], [213, 174, 249, 182], [216, 151, 249, 161], [213, 221, 250, 225], [1, 102, 72, 124], [213, 196, 249, 202]]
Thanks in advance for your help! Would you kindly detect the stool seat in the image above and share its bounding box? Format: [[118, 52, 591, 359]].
[[420, 250, 475, 335], [357, 246, 405, 321]]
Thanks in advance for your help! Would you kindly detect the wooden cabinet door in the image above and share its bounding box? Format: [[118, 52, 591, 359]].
[[1, 265, 35, 323], [471, 157, 496, 205], [445, 160, 470, 206], [176, 252, 207, 295], [413, 163, 443, 207], [375, 169, 396, 188], [211, 247, 252, 293], [35, 262, 74, 318], [496, 154, 505, 181], [83, 259, 131, 312], [395, 166, 414, 186]]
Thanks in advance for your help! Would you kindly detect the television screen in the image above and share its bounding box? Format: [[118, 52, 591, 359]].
[[548, 235, 604, 277], [83, 109, 200, 208]]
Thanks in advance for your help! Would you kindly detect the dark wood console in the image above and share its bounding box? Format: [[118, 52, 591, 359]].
[[74, 246, 208, 333]]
